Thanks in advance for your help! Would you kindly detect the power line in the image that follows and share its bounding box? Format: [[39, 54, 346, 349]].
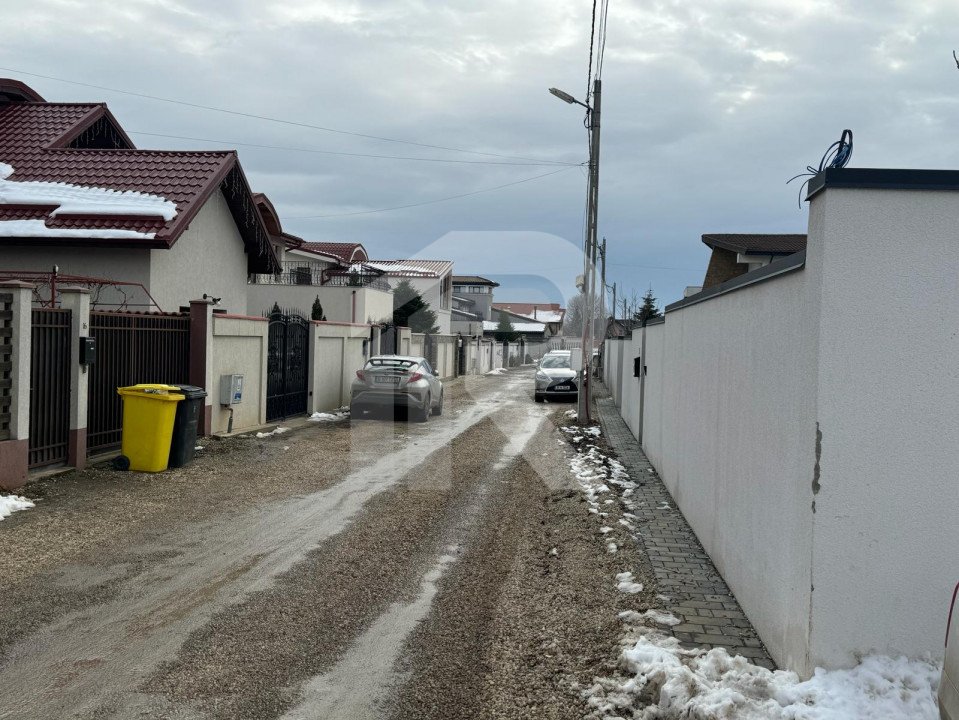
[[287, 166, 576, 219], [127, 130, 582, 167], [0, 66, 572, 165]]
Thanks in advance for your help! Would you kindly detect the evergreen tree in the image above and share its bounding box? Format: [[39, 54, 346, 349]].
[[635, 287, 662, 325], [311, 295, 326, 321], [392, 279, 439, 334], [493, 313, 519, 342]]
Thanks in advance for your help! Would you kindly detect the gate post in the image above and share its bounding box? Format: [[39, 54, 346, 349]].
[[0, 282, 33, 489], [189, 299, 215, 436], [59, 287, 90, 469]]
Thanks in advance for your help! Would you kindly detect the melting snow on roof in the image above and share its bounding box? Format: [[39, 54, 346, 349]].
[[0, 161, 177, 222]]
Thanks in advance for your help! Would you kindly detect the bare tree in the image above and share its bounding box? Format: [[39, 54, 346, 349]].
[[562, 292, 603, 335]]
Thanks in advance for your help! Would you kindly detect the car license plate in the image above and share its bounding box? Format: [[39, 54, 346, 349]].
[[554, 384, 572, 391], [375, 376, 401, 385]]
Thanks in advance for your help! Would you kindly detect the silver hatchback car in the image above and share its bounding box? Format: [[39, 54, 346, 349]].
[[350, 355, 444, 422]]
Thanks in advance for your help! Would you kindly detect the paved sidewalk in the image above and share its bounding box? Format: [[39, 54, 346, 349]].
[[594, 392, 775, 669]]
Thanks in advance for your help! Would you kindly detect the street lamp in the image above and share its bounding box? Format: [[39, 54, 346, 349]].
[[550, 80, 602, 422]]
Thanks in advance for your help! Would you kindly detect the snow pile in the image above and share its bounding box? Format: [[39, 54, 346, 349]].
[[309, 410, 348, 423], [0, 162, 177, 240], [564, 409, 578, 419], [0, 494, 35, 520], [585, 625, 941, 720], [615, 571, 644, 594], [255, 426, 290, 439], [485, 367, 508, 375]]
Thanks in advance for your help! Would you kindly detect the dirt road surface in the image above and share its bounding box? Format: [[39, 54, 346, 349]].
[[0, 369, 655, 720]]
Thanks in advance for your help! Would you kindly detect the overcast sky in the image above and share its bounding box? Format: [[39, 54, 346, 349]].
[[5, 0, 959, 308]]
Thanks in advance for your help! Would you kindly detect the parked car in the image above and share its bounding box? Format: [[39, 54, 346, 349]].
[[350, 355, 444, 422], [534, 351, 578, 402], [941, 581, 959, 719]]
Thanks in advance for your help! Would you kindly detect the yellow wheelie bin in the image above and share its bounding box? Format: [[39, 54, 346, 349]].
[[115, 384, 185, 472]]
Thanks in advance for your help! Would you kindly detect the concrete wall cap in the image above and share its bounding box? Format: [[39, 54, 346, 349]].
[[0, 280, 35, 289]]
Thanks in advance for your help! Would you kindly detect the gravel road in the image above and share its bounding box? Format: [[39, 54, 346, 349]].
[[0, 368, 656, 719]]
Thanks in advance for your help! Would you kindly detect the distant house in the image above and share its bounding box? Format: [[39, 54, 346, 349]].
[[491, 302, 565, 336], [701, 234, 806, 289], [0, 79, 279, 313], [367, 259, 454, 333], [485, 307, 549, 342], [451, 275, 499, 321], [605, 316, 640, 339], [247, 202, 390, 322]]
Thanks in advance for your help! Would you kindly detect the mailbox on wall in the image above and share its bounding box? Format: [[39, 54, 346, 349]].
[[79, 336, 96, 365], [219, 374, 244, 405]]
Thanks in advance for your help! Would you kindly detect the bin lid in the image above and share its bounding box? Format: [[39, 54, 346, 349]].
[[117, 384, 185, 401], [174, 385, 208, 399]]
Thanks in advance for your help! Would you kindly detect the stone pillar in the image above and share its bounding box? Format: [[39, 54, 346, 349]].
[[0, 282, 33, 489], [371, 326, 382, 357], [59, 287, 91, 469], [189, 299, 215, 436]]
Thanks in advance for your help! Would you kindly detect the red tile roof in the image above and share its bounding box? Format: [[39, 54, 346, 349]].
[[0, 83, 278, 272], [701, 234, 807, 255], [298, 242, 368, 263]]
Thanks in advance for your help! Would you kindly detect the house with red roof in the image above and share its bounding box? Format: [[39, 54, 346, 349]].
[[0, 79, 278, 313], [245, 196, 392, 322], [365, 259, 454, 333]]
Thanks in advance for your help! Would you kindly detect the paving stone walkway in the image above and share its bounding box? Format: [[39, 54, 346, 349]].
[[593, 391, 776, 669]]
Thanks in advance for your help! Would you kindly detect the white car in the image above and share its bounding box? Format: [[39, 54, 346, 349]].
[[941, 581, 959, 719]]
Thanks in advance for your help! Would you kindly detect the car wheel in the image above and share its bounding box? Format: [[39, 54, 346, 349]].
[[433, 391, 444, 416], [534, 394, 545, 403], [415, 395, 431, 423]]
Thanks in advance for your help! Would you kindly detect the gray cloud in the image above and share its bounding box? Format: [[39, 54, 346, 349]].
[[5, 0, 959, 305]]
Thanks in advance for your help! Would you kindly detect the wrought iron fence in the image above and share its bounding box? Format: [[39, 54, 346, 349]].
[[87, 312, 190, 454], [0, 292, 11, 442], [29, 308, 71, 467]]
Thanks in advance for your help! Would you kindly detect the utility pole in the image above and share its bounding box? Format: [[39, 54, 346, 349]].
[[611, 281, 616, 324], [598, 237, 607, 329], [578, 78, 602, 422]]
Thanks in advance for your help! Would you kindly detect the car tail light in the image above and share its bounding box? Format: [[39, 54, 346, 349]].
[[409, 372, 424, 382], [356, 370, 365, 381], [946, 581, 959, 647]]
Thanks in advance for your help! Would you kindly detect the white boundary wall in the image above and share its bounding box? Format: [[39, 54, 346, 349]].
[[610, 177, 959, 677]]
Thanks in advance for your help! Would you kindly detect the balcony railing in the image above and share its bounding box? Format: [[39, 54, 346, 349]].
[[250, 262, 391, 292]]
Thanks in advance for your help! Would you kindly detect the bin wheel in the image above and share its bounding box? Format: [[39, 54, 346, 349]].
[[112, 455, 131, 471]]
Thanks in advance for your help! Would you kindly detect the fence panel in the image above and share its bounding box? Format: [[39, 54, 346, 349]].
[[87, 312, 190, 454], [29, 308, 71, 467], [0, 292, 12, 441]]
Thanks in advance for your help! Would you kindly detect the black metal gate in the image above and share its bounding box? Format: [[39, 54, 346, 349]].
[[87, 312, 190, 454], [381, 326, 398, 355], [424, 333, 437, 368], [0, 292, 13, 442], [266, 306, 309, 421], [457, 337, 467, 376], [29, 308, 71, 468]]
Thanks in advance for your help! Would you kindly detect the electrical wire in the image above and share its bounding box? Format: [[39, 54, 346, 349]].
[[286, 166, 576, 219], [786, 129, 854, 207], [586, 0, 598, 102], [596, 0, 611, 80], [127, 130, 582, 167], [0, 66, 571, 165]]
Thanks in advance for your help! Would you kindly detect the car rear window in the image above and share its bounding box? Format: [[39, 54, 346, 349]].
[[367, 358, 416, 369]]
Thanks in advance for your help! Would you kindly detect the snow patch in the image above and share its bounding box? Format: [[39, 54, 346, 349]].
[[0, 494, 35, 520], [0, 162, 176, 219], [256, 426, 290, 438], [615, 571, 644, 594], [309, 410, 348, 422], [485, 367, 508, 375], [0, 220, 158, 240], [584, 630, 941, 720]]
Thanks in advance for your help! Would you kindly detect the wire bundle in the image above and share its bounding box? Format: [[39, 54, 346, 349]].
[[787, 129, 854, 206]]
